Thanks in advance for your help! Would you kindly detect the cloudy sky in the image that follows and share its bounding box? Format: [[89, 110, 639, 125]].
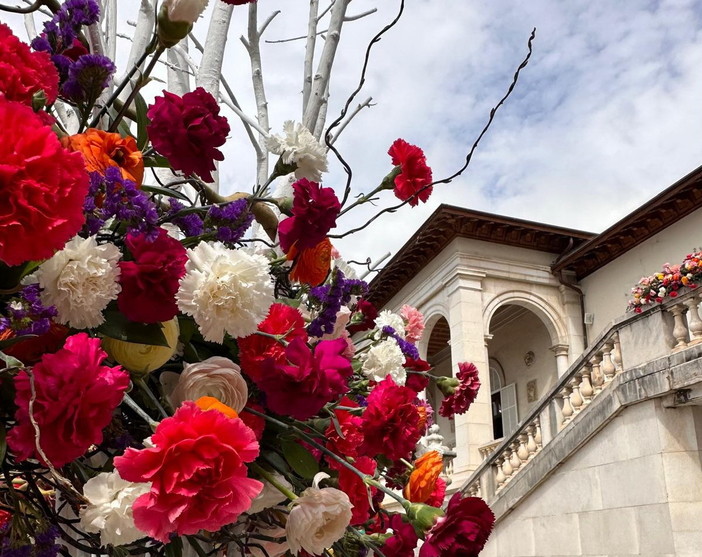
[[5, 0, 702, 273]]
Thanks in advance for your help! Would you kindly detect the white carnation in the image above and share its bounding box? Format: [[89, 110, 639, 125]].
[[161, 356, 249, 413], [374, 310, 406, 338], [176, 241, 274, 343], [33, 236, 121, 329], [79, 472, 149, 547], [286, 475, 353, 556], [267, 121, 328, 182], [248, 472, 294, 514], [164, 0, 209, 23], [362, 339, 407, 385]]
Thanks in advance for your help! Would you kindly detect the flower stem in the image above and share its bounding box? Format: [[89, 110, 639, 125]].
[[122, 393, 160, 429], [249, 462, 298, 501], [135, 376, 169, 419]]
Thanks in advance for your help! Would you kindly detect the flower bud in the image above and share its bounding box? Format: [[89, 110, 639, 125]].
[[405, 502, 445, 535], [157, 3, 197, 47], [436, 376, 460, 397]]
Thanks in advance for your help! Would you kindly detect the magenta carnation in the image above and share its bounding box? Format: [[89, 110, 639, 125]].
[[7, 333, 129, 468], [439, 362, 481, 419], [147, 87, 230, 183]]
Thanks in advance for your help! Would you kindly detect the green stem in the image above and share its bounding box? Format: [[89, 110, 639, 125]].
[[136, 377, 169, 419], [122, 393, 159, 429], [249, 462, 298, 501], [338, 167, 401, 217]]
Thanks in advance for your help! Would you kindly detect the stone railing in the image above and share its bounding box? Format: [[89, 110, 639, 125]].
[[462, 287, 702, 504]]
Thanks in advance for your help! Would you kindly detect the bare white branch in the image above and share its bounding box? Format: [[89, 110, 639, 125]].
[[105, 0, 117, 61], [197, 2, 234, 97], [22, 11, 36, 39], [329, 96, 374, 144], [317, 0, 334, 22], [344, 8, 377, 22], [302, 0, 319, 112], [168, 40, 192, 95], [118, 0, 155, 103]]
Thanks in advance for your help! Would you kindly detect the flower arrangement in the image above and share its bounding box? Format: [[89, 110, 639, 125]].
[[0, 1, 533, 555], [628, 250, 702, 312]]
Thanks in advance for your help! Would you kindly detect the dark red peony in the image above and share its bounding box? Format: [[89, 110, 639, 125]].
[[382, 514, 420, 557], [388, 138, 433, 207], [255, 337, 352, 420], [0, 23, 59, 105], [278, 178, 341, 253], [439, 361, 481, 419], [238, 303, 308, 381], [0, 97, 88, 266], [117, 228, 187, 323], [115, 402, 262, 543], [147, 87, 230, 183], [7, 333, 129, 468], [419, 494, 495, 557], [360, 377, 423, 461]]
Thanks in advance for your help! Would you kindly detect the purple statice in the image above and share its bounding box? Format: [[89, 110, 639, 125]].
[[0, 284, 57, 337], [83, 171, 106, 235], [33, 526, 61, 557], [31, 0, 100, 55], [206, 199, 254, 244], [61, 54, 115, 103], [167, 199, 205, 238], [308, 270, 369, 337], [382, 325, 420, 360]]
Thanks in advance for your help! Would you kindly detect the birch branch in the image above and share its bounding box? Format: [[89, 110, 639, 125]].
[[23, 11, 36, 38], [302, 0, 351, 133], [329, 96, 373, 145], [268, 8, 377, 46], [302, 0, 319, 112], [168, 40, 192, 95], [105, 0, 117, 61], [313, 80, 330, 139], [118, 0, 155, 104], [197, 2, 234, 97], [317, 0, 334, 22]]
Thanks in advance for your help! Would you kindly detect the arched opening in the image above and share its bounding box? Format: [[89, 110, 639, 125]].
[[486, 304, 559, 441], [425, 316, 455, 449]]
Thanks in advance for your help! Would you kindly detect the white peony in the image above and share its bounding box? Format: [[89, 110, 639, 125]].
[[79, 471, 150, 547], [176, 241, 274, 343], [161, 356, 249, 413], [362, 338, 407, 385], [374, 309, 406, 339], [247, 472, 294, 514], [286, 474, 353, 556], [266, 121, 328, 182], [163, 0, 209, 23], [32, 236, 121, 329]]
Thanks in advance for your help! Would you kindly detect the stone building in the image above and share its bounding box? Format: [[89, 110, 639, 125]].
[[368, 165, 702, 555]]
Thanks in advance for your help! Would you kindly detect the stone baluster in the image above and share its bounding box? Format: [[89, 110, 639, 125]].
[[612, 332, 624, 372], [495, 457, 506, 488], [509, 441, 522, 472], [559, 386, 574, 428], [517, 433, 530, 464], [601, 342, 616, 383], [684, 294, 702, 344], [590, 354, 604, 394], [534, 419, 542, 450], [501, 449, 514, 481], [569, 376, 584, 415], [526, 424, 538, 458], [467, 482, 480, 497], [579, 366, 594, 404], [668, 303, 690, 350]]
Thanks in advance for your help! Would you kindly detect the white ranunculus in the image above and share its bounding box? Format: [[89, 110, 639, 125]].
[[164, 0, 209, 23], [32, 236, 121, 329], [286, 474, 353, 556], [176, 241, 274, 343], [79, 472, 150, 547], [362, 338, 407, 385], [247, 472, 294, 514], [374, 309, 406, 339], [162, 356, 249, 413], [266, 121, 328, 182]]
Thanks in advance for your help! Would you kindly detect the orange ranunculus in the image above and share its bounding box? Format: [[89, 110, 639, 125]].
[[404, 450, 444, 503], [288, 237, 332, 286], [62, 129, 144, 185], [195, 396, 239, 419]]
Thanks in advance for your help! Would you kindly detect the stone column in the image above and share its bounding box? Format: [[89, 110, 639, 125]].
[[550, 343, 570, 377], [559, 276, 585, 361], [445, 269, 491, 476]]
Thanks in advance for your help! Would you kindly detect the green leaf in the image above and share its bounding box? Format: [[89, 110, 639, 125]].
[[143, 155, 172, 168], [98, 311, 170, 347], [134, 92, 149, 151], [281, 440, 319, 480], [0, 350, 23, 369], [0, 423, 6, 464], [164, 536, 183, 557], [141, 184, 193, 202]]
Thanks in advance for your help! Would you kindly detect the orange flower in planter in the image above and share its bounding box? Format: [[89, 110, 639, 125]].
[[62, 129, 144, 186], [404, 451, 444, 503]]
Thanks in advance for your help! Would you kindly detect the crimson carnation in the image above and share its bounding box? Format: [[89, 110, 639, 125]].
[[0, 98, 88, 266], [238, 303, 307, 381], [115, 402, 262, 543], [382, 514, 419, 557], [388, 138, 433, 207], [424, 477, 447, 508], [347, 299, 378, 334], [325, 401, 363, 459], [419, 494, 495, 557], [404, 357, 431, 392], [7, 333, 129, 468], [331, 455, 377, 525], [255, 337, 352, 420], [117, 228, 187, 323], [360, 377, 422, 461], [439, 362, 481, 419], [278, 178, 341, 253], [147, 87, 230, 183], [0, 23, 58, 105]]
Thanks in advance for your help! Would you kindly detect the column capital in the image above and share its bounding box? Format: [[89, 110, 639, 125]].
[[444, 269, 487, 296], [549, 343, 570, 357]]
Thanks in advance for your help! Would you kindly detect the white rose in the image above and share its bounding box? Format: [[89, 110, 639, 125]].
[[286, 474, 353, 555], [79, 472, 150, 547], [362, 338, 407, 385], [164, 0, 209, 23], [161, 356, 249, 413]]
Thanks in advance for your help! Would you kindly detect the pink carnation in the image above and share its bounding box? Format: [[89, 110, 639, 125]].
[[7, 333, 129, 468], [115, 402, 262, 543], [439, 362, 481, 419], [400, 305, 425, 343]]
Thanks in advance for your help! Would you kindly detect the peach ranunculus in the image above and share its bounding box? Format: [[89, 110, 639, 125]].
[[404, 451, 444, 503], [288, 237, 333, 287], [62, 129, 144, 186]]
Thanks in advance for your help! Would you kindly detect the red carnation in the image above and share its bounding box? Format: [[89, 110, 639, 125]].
[[382, 514, 420, 557], [325, 400, 364, 459], [424, 476, 447, 508], [7, 333, 129, 468], [117, 228, 187, 323], [0, 23, 58, 105], [360, 377, 423, 461], [115, 402, 262, 543], [439, 362, 481, 419], [0, 97, 88, 266], [255, 337, 352, 420], [278, 178, 341, 253], [388, 139, 433, 207], [419, 494, 495, 557], [3, 322, 69, 365], [147, 87, 230, 183], [404, 357, 432, 392], [347, 299, 378, 334], [331, 455, 377, 525], [238, 303, 308, 381]]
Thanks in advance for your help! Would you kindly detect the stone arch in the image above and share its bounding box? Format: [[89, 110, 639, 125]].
[[417, 304, 450, 359]]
